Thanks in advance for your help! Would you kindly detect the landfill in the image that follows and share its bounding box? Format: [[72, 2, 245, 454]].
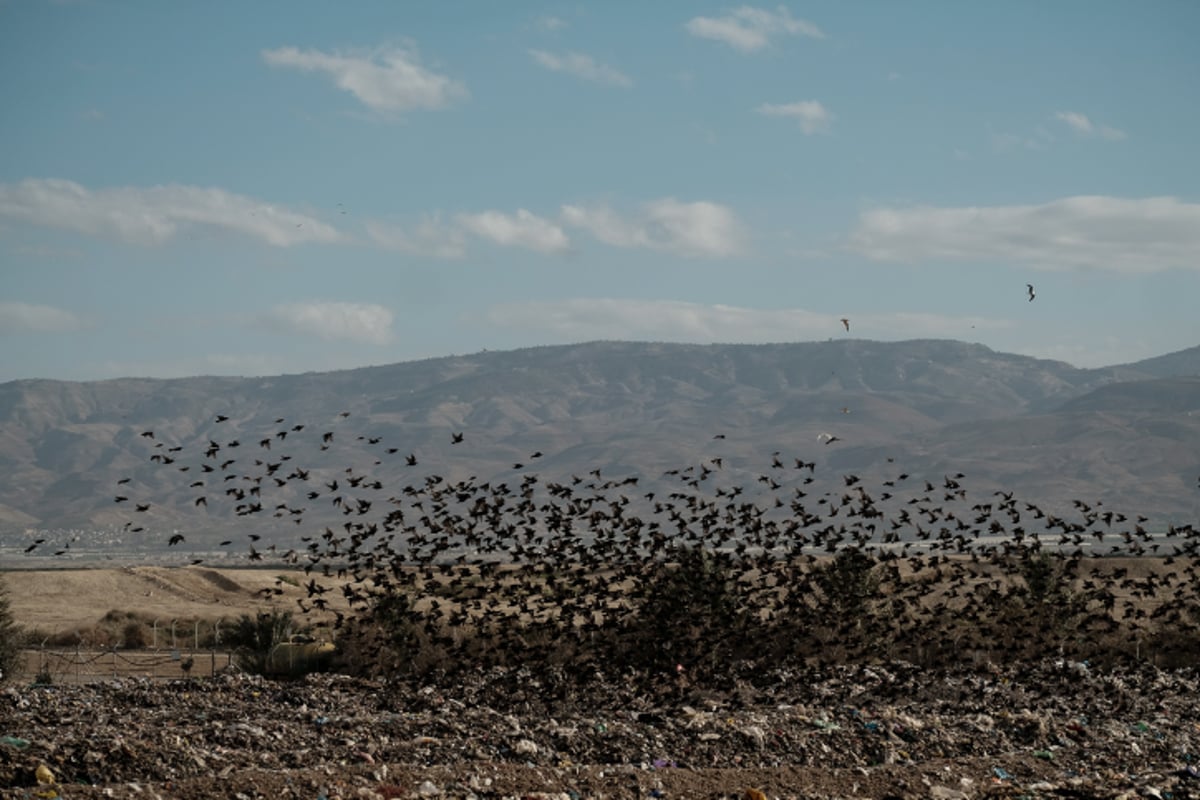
[[3, 659, 1198, 799]]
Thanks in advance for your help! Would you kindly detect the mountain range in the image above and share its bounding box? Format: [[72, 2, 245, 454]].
[[1, 339, 1198, 553]]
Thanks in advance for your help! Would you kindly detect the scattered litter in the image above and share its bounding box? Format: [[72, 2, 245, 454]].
[[0, 661, 1198, 797]]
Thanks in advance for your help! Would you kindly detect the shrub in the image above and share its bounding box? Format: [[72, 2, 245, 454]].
[[121, 621, 148, 649], [224, 610, 294, 675], [0, 576, 24, 681], [624, 546, 744, 674], [814, 548, 881, 619]]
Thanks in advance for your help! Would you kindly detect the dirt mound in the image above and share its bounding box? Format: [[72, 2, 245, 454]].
[[193, 568, 248, 594], [2, 567, 349, 636]]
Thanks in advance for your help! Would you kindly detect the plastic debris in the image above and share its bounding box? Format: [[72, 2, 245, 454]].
[[0, 662, 1198, 797]]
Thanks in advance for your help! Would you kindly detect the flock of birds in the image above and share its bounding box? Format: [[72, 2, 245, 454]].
[[71, 385, 1200, 681]]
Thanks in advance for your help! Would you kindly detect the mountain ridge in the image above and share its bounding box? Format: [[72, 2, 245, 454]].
[[1, 338, 1197, 545]]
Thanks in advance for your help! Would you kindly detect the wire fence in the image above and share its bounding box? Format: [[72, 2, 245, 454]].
[[12, 647, 234, 684]]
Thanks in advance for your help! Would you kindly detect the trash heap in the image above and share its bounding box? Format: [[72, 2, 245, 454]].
[[3, 659, 1199, 799]]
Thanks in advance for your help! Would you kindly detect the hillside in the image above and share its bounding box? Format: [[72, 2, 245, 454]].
[[1, 339, 1198, 553]]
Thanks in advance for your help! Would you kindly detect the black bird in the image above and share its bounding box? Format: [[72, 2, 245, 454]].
[[168, 534, 185, 546], [451, 432, 464, 444], [1027, 283, 1036, 302], [216, 414, 229, 422]]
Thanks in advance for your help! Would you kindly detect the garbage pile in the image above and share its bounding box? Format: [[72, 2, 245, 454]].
[[3, 659, 1199, 799]]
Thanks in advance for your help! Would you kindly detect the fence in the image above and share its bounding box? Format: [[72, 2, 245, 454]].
[[12, 647, 234, 684]]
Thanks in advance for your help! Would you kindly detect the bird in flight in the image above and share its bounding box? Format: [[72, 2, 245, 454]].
[[1027, 283, 1036, 302], [451, 432, 464, 444], [840, 318, 850, 332]]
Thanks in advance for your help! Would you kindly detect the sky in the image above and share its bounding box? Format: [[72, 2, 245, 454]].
[[2, 1, 1199, 382]]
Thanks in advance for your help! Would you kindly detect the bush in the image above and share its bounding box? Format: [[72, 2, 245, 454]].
[[122, 621, 148, 649], [224, 610, 294, 675], [625, 546, 744, 674], [0, 576, 24, 681], [814, 548, 881, 619]]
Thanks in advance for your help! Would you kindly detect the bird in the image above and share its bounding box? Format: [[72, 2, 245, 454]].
[[1027, 283, 1036, 302], [840, 318, 850, 332], [168, 534, 185, 546], [451, 432, 464, 444], [215, 414, 229, 422]]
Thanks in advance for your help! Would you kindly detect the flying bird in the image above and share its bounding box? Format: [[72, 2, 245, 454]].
[[840, 318, 850, 332], [1027, 283, 1036, 302]]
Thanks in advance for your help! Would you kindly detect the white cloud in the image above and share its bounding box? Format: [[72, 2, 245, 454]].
[[483, 298, 1007, 342], [528, 50, 632, 88], [561, 198, 745, 258], [261, 44, 467, 113], [849, 196, 1200, 273], [0, 302, 85, 334], [534, 15, 568, 31], [86, 353, 302, 380], [0, 178, 339, 247], [1053, 110, 1126, 141], [990, 126, 1054, 153], [263, 302, 394, 345], [455, 209, 570, 254], [366, 215, 467, 259], [756, 100, 833, 134], [685, 5, 824, 52]]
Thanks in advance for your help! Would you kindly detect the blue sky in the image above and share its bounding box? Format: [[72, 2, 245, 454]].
[[2, 1, 1198, 381]]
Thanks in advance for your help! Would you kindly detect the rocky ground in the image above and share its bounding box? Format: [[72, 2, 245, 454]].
[[3, 660, 1199, 799]]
